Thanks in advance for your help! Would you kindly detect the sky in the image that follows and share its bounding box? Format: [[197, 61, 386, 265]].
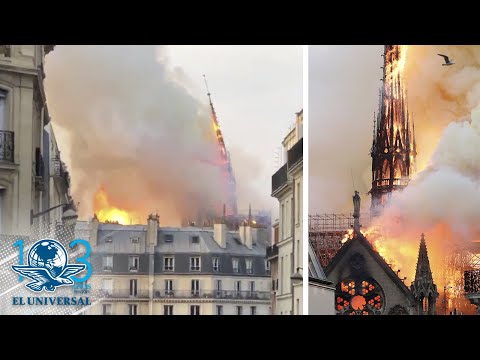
[[166, 45, 303, 214], [309, 45, 383, 214], [44, 45, 302, 222]]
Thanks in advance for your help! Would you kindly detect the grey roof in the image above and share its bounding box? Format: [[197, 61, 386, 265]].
[[308, 242, 327, 280], [77, 222, 268, 256]]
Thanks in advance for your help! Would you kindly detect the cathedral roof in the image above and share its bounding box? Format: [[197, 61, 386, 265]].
[[325, 231, 414, 302]]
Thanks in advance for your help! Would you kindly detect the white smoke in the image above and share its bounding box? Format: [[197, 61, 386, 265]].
[[44, 45, 225, 225]]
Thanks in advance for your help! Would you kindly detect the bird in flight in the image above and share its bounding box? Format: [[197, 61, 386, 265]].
[[438, 54, 455, 66]]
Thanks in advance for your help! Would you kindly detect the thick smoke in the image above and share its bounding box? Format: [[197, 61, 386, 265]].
[[44, 45, 225, 225], [366, 46, 480, 305]]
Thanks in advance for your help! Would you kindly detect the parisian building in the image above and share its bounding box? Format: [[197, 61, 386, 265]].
[[268, 109, 303, 315], [0, 45, 72, 237], [76, 215, 271, 315]]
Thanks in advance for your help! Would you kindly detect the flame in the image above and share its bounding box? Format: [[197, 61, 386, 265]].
[[94, 187, 139, 225]]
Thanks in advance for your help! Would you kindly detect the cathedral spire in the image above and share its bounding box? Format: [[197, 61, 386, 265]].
[[410, 233, 439, 315], [369, 45, 416, 217]]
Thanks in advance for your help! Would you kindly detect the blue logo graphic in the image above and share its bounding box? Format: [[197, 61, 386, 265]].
[[11, 239, 86, 292]]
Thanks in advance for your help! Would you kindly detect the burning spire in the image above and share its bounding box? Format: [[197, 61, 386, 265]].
[[203, 75, 238, 216], [370, 45, 416, 217]]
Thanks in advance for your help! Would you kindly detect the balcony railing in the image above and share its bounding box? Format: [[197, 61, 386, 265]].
[[52, 157, 70, 189], [464, 270, 480, 293], [287, 137, 303, 169], [0, 130, 14, 163], [102, 289, 149, 299], [266, 244, 279, 260], [153, 290, 271, 300], [372, 178, 410, 188], [272, 163, 287, 194]]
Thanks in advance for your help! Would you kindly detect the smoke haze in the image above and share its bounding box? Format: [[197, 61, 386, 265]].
[[44, 45, 223, 225]]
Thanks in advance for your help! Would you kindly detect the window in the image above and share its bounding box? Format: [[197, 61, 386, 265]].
[[216, 305, 223, 315], [165, 234, 174, 243], [128, 256, 139, 271], [191, 280, 200, 296], [250, 306, 256, 316], [246, 259, 253, 274], [281, 204, 285, 239], [190, 256, 201, 271], [213, 257, 219, 272], [128, 304, 138, 315], [0, 189, 4, 236], [0, 89, 6, 130], [190, 305, 200, 315], [265, 260, 271, 274], [102, 304, 112, 315], [191, 235, 200, 244], [296, 182, 301, 224], [235, 280, 241, 297], [165, 279, 174, 296], [232, 258, 239, 273], [130, 236, 139, 244], [102, 278, 113, 295], [249, 281, 255, 296], [215, 279, 222, 297], [103, 255, 113, 271], [164, 305, 174, 315], [164, 256, 174, 272], [129, 279, 137, 297], [335, 277, 385, 315], [236, 306, 243, 315]]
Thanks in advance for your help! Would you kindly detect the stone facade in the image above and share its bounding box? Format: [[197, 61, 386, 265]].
[[269, 110, 303, 315], [0, 45, 70, 236], [76, 215, 271, 315]]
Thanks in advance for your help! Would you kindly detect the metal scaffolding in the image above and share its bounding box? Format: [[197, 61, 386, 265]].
[[308, 213, 373, 268]]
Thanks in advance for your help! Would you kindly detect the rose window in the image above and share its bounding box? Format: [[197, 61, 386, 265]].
[[335, 277, 385, 315]]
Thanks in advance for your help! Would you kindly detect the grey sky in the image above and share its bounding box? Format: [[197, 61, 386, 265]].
[[167, 45, 303, 214], [309, 45, 383, 214]]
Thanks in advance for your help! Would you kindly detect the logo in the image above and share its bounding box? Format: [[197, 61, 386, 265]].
[[11, 239, 86, 292]]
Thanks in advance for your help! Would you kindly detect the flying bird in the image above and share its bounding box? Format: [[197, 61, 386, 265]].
[[438, 54, 455, 66]]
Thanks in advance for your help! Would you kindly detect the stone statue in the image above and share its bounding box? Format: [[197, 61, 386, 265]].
[[353, 191, 360, 218], [353, 191, 361, 234]]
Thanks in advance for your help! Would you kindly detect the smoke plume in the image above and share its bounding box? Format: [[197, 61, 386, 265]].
[[44, 45, 226, 225]]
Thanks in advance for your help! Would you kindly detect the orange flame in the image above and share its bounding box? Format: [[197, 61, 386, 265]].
[[94, 188, 139, 225]]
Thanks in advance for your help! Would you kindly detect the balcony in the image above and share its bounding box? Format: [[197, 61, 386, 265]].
[[287, 137, 303, 169], [0, 130, 14, 163], [372, 178, 409, 189], [102, 289, 149, 299], [153, 290, 271, 301], [52, 157, 70, 189], [272, 163, 287, 194], [266, 244, 279, 260]]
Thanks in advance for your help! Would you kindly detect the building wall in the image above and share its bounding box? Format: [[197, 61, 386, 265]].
[[309, 282, 335, 315], [271, 109, 303, 315], [0, 45, 68, 236]]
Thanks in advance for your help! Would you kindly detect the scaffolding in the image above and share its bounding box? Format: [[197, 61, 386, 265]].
[[308, 213, 373, 268]]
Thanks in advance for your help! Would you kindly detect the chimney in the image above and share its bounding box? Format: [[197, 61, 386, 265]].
[[245, 224, 253, 250], [213, 219, 227, 249], [90, 214, 99, 248], [147, 214, 159, 248]]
